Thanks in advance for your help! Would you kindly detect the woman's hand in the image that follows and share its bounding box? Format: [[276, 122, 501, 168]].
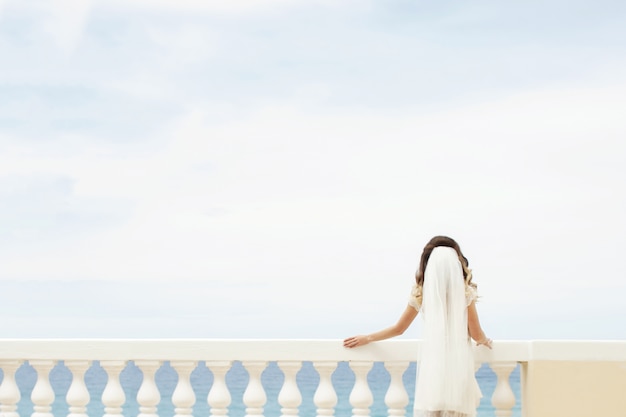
[[343, 335, 371, 348], [476, 337, 493, 349]]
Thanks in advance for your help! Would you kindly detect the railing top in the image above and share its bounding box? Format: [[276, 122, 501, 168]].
[[0, 339, 624, 362]]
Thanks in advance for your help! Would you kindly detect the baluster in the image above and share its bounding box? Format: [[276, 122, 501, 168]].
[[65, 360, 91, 417], [136, 360, 162, 417], [383, 361, 409, 416], [0, 360, 23, 417], [242, 361, 267, 417], [277, 361, 302, 417], [474, 361, 483, 408], [206, 361, 232, 417], [490, 362, 517, 417], [349, 361, 374, 417], [171, 361, 197, 417], [313, 362, 337, 417], [101, 360, 127, 417], [30, 360, 56, 417]]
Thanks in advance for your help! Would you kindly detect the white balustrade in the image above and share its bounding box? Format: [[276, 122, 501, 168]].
[[30, 360, 56, 417], [0, 360, 22, 417], [171, 361, 197, 417], [491, 362, 517, 417], [101, 360, 127, 417], [136, 360, 162, 417], [206, 361, 232, 417], [2, 339, 621, 417], [313, 361, 338, 417], [65, 360, 91, 417], [242, 361, 268, 417], [277, 361, 302, 417], [383, 361, 409, 416], [349, 361, 374, 417]]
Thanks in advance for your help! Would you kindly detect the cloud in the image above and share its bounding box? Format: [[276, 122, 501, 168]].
[[2, 0, 93, 54], [95, 0, 356, 15], [1, 0, 625, 338], [1, 80, 625, 291]]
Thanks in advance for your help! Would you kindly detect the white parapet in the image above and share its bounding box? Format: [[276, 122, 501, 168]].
[[0, 339, 625, 417]]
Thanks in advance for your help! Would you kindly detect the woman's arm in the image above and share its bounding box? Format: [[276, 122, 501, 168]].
[[343, 305, 418, 348], [467, 300, 492, 349]]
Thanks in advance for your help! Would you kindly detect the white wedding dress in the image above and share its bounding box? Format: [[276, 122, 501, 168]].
[[408, 247, 482, 417]]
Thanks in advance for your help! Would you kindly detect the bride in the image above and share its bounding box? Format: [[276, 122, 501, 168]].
[[344, 236, 492, 417]]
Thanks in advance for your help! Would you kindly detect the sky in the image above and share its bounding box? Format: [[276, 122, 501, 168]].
[[1, 0, 625, 340]]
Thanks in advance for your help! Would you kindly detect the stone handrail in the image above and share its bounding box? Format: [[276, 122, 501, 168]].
[[1, 339, 625, 417]]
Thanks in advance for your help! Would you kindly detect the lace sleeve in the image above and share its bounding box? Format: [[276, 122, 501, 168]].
[[465, 284, 478, 306], [408, 284, 423, 311]]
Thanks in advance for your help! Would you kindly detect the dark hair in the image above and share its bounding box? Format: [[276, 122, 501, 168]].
[[415, 236, 472, 286]]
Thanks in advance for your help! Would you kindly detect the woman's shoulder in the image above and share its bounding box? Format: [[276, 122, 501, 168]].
[[465, 283, 478, 306], [408, 284, 422, 311]]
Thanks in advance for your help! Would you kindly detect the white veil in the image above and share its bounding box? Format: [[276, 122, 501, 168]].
[[414, 246, 479, 417]]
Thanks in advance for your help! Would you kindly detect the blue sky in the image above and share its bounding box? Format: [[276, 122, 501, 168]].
[[1, 0, 625, 340]]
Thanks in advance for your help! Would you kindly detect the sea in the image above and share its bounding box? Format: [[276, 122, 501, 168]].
[[4, 361, 521, 417]]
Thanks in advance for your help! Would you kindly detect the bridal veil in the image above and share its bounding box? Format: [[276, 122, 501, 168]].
[[413, 246, 481, 417]]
